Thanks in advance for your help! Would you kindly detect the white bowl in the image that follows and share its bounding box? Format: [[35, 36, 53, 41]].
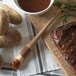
[[12, 0, 54, 15]]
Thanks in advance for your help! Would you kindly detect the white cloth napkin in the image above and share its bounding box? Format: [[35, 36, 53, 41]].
[[0, 0, 64, 76]]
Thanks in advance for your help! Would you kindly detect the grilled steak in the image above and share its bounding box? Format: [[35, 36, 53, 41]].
[[52, 21, 76, 70]]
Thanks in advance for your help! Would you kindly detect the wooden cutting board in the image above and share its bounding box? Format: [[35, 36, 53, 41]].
[[28, 1, 76, 76]]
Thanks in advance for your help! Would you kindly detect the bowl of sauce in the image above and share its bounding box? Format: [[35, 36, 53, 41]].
[[12, 0, 54, 15]]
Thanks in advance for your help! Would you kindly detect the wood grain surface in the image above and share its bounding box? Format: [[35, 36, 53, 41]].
[[29, 0, 76, 76]]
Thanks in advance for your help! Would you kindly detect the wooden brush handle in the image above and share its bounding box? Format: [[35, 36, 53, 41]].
[[11, 8, 62, 70]]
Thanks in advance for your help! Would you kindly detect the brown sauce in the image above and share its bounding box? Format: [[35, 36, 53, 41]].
[[18, 0, 51, 12]]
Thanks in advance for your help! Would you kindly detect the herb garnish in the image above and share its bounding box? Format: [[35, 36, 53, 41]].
[[53, 0, 76, 24]]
